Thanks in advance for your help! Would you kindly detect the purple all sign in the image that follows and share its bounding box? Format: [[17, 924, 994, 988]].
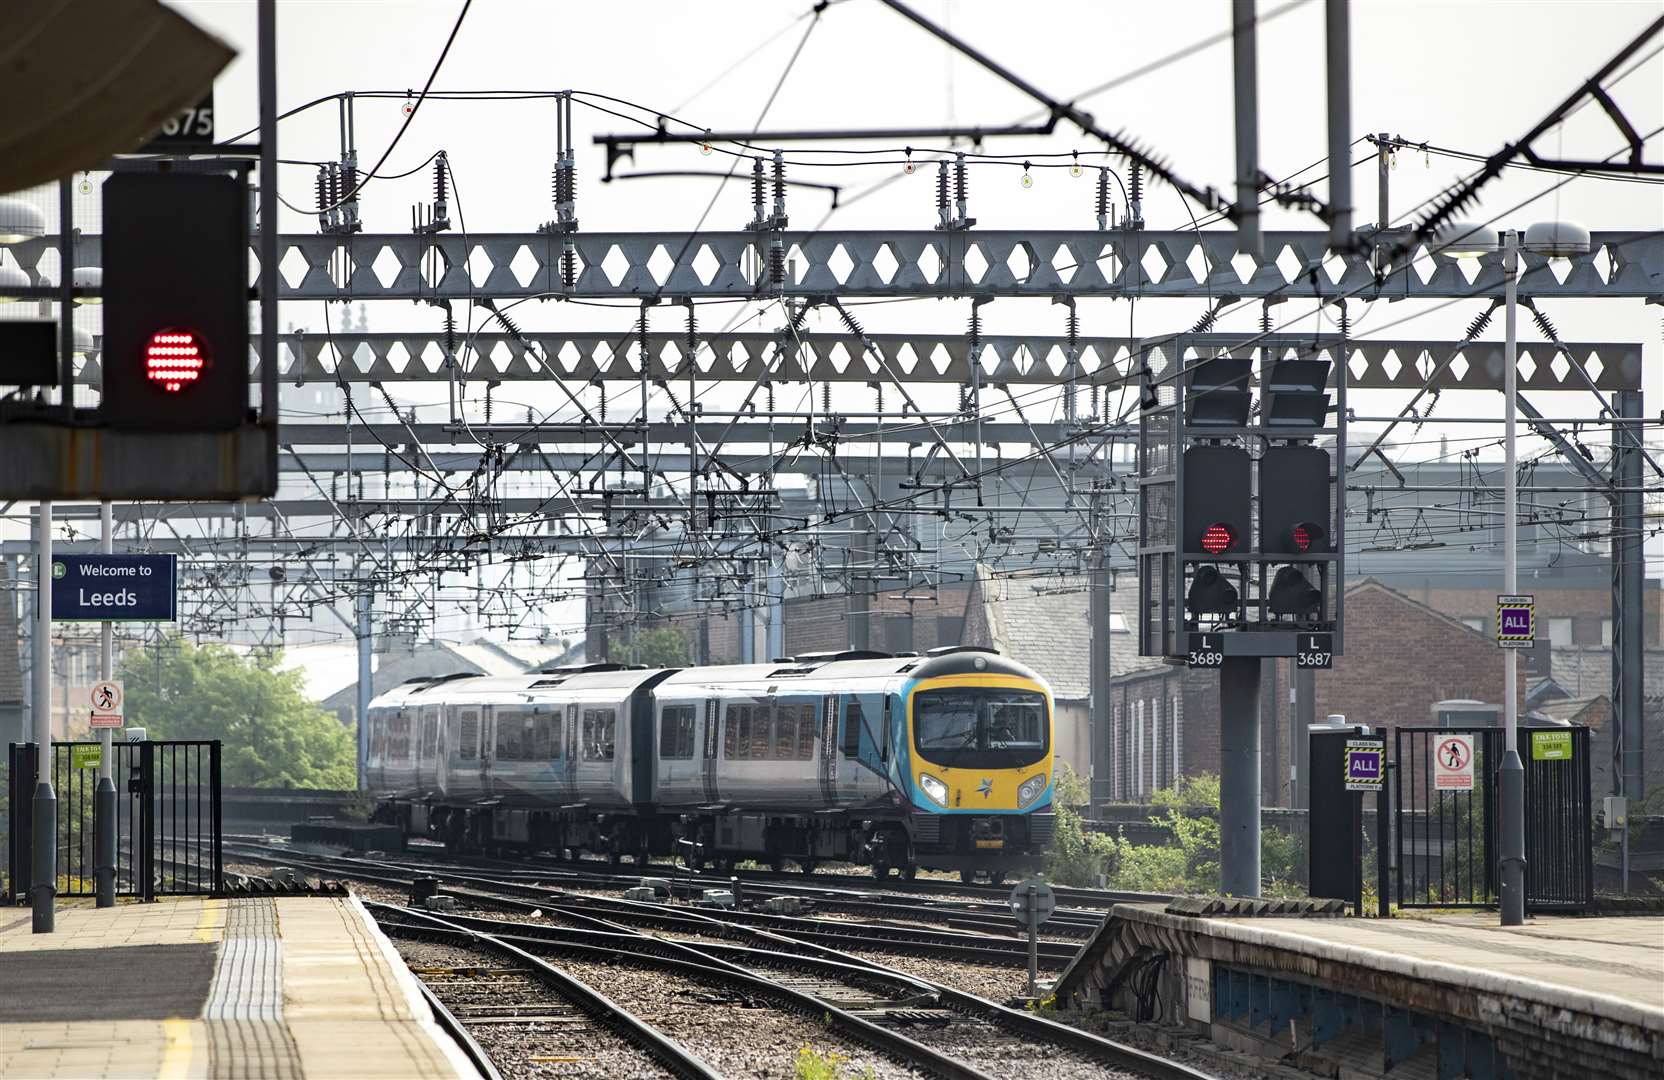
[[1496, 594, 1534, 649], [1344, 740, 1385, 792]]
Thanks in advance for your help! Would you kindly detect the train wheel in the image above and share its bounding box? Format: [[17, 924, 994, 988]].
[[607, 850, 622, 871], [799, 858, 817, 875], [901, 865, 917, 881], [633, 850, 650, 870], [959, 869, 978, 885], [871, 860, 890, 881], [769, 855, 786, 873]]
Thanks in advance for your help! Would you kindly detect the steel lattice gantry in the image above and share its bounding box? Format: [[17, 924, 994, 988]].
[[9, 229, 1663, 301]]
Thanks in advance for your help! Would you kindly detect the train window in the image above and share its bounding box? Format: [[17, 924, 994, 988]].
[[724, 705, 742, 759], [881, 697, 892, 761], [795, 703, 816, 759], [368, 709, 387, 763], [457, 709, 480, 760], [582, 708, 616, 761], [530, 711, 560, 760], [748, 705, 772, 759], [495, 708, 527, 761], [659, 705, 697, 760], [773, 705, 796, 759], [842, 700, 863, 757], [987, 693, 1045, 750], [388, 712, 410, 762], [420, 707, 440, 764]]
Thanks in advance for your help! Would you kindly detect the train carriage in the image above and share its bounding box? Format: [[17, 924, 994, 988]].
[[366, 645, 1055, 881]]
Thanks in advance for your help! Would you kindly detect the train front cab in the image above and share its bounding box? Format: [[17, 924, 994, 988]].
[[899, 649, 1055, 882]]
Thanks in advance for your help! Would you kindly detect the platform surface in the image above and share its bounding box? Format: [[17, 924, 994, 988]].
[[0, 894, 478, 1079], [1121, 903, 1664, 1023]]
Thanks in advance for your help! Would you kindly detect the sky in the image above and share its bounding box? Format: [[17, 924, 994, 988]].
[[12, 0, 1662, 647]]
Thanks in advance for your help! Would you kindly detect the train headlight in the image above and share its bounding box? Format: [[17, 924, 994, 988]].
[[1018, 773, 1048, 808], [919, 773, 948, 807]]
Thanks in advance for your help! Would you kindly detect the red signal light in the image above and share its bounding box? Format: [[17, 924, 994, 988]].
[[1200, 522, 1235, 556], [1292, 523, 1313, 552], [145, 329, 206, 393]]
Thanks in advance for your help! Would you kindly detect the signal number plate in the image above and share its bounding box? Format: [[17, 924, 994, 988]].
[[1296, 632, 1334, 669], [1186, 633, 1224, 668]]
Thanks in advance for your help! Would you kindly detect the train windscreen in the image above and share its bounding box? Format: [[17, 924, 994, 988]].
[[913, 687, 1048, 769]]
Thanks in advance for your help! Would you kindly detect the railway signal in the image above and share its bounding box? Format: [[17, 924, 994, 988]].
[[100, 171, 249, 432]]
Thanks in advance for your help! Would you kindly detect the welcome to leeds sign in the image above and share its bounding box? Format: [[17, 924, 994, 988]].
[[50, 555, 177, 622]]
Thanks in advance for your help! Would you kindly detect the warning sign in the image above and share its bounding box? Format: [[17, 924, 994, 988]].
[[88, 679, 124, 729], [1433, 733, 1475, 791]]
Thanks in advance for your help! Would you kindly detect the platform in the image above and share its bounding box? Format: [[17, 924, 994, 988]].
[[0, 894, 479, 1079], [1056, 903, 1664, 1080]]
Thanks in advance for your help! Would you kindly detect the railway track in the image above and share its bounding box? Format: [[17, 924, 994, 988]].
[[372, 902, 1213, 1080], [224, 842, 1080, 968]]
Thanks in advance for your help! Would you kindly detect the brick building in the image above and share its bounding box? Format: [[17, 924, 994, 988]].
[[1101, 579, 1528, 806]]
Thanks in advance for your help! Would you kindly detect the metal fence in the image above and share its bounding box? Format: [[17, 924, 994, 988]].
[[1393, 725, 1591, 912], [6, 741, 222, 902]]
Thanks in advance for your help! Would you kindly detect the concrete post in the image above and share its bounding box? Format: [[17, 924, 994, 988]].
[[1220, 655, 1262, 897], [766, 558, 785, 661], [1324, 0, 1353, 248], [355, 586, 372, 791], [31, 502, 56, 932], [1611, 388, 1644, 893], [94, 502, 116, 907], [1088, 554, 1113, 810], [1231, 0, 1261, 257], [1498, 231, 1525, 926]]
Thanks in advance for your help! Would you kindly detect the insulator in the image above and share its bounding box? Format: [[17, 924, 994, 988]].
[[1337, 303, 1351, 341], [566, 163, 577, 208], [873, 382, 885, 414], [751, 157, 766, 218], [561, 245, 576, 288], [1128, 160, 1143, 205], [967, 307, 982, 350], [772, 150, 786, 213], [1464, 307, 1495, 340], [434, 155, 448, 205], [1090, 382, 1101, 419], [596, 379, 607, 421], [936, 161, 949, 210], [766, 381, 775, 411], [1095, 168, 1110, 230], [550, 164, 560, 208], [1066, 308, 1080, 350], [1529, 305, 1559, 342], [442, 310, 458, 355], [484, 383, 494, 423], [821, 379, 831, 416], [836, 305, 865, 339], [1064, 381, 1077, 420], [955, 153, 968, 205], [958, 384, 970, 413], [685, 304, 698, 355], [1189, 305, 1217, 334], [315, 168, 330, 227], [769, 241, 786, 289], [1260, 303, 1273, 335]]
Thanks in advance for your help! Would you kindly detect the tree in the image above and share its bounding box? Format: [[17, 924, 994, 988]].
[[118, 635, 355, 789], [630, 626, 692, 668]]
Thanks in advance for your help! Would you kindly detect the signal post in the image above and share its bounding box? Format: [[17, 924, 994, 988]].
[[1138, 337, 1345, 897]]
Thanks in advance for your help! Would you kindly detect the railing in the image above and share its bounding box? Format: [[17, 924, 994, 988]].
[[6, 740, 222, 902], [1393, 725, 1592, 912]]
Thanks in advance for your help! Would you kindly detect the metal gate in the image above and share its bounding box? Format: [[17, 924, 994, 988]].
[[6, 741, 222, 902], [1394, 726, 1591, 912]]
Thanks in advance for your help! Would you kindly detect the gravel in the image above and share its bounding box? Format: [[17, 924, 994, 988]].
[[393, 938, 674, 1080], [546, 954, 926, 1080]]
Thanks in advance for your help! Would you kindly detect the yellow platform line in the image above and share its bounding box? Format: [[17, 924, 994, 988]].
[[159, 1018, 193, 1079]]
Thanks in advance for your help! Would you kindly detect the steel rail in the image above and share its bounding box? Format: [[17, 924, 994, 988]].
[[413, 979, 505, 1080], [374, 903, 995, 1080]]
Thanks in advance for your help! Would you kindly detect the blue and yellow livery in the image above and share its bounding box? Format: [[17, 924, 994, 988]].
[[365, 645, 1055, 882]]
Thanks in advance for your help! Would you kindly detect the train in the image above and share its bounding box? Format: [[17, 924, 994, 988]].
[[363, 645, 1056, 882]]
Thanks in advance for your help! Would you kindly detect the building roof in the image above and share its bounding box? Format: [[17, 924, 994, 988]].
[[1548, 646, 1664, 701], [972, 568, 1154, 701]]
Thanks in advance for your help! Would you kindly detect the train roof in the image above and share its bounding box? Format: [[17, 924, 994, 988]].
[[368, 647, 1049, 706]]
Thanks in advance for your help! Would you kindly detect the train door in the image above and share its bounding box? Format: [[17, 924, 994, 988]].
[[563, 702, 579, 800], [480, 706, 496, 797], [817, 695, 838, 803], [418, 705, 440, 793], [701, 697, 720, 803], [454, 704, 483, 796]]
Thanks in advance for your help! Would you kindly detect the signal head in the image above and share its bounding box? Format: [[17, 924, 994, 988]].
[[1290, 521, 1326, 553], [1200, 523, 1236, 556], [144, 329, 207, 393]]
